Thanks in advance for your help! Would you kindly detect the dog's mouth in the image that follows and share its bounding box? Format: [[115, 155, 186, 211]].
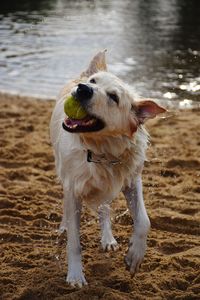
[[62, 115, 105, 133]]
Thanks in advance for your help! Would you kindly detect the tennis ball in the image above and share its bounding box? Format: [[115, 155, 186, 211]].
[[64, 96, 88, 119]]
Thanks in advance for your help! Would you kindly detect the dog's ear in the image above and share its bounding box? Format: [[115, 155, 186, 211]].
[[127, 100, 166, 137], [134, 100, 166, 124], [81, 49, 107, 77], [128, 114, 138, 137]]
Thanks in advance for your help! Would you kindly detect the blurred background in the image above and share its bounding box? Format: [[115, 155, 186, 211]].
[[0, 0, 199, 107]]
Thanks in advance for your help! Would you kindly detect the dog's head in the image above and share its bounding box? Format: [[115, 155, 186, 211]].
[[63, 71, 166, 137], [63, 51, 166, 137]]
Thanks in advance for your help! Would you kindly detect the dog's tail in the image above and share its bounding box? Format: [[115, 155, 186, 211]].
[[81, 49, 107, 78]]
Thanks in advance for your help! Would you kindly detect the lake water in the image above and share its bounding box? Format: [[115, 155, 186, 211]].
[[0, 0, 200, 107]]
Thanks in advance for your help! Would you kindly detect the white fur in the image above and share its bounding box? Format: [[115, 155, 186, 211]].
[[50, 54, 164, 286], [98, 204, 119, 251]]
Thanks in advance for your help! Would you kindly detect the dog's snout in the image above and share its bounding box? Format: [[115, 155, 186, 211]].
[[76, 84, 93, 101]]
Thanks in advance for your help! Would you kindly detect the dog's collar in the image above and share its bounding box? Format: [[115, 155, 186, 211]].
[[87, 150, 122, 165]]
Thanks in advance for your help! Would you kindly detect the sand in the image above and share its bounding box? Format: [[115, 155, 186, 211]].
[[0, 93, 200, 300]]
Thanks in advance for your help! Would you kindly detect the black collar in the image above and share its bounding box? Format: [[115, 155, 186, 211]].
[[87, 150, 121, 165]]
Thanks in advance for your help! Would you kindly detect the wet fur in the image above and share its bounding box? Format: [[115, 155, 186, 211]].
[[50, 50, 165, 287]]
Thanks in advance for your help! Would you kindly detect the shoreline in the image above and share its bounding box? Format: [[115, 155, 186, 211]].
[[0, 91, 56, 103], [1, 91, 200, 110], [0, 93, 200, 300]]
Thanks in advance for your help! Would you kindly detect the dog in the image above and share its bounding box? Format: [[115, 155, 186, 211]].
[[50, 50, 166, 287]]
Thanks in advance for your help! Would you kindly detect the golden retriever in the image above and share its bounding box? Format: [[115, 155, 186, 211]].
[[50, 50, 166, 287]]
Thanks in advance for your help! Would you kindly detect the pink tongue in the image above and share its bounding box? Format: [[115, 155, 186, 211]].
[[67, 116, 91, 126], [71, 119, 85, 125]]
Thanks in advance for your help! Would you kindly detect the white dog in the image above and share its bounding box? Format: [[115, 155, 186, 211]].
[[50, 50, 166, 287]]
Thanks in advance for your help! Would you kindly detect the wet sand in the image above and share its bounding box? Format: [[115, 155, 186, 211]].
[[0, 93, 200, 300]]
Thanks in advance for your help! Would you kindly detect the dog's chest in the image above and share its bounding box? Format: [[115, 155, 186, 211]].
[[73, 146, 143, 208], [60, 130, 147, 208]]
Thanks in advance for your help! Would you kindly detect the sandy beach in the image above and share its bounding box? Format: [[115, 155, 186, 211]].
[[0, 93, 200, 300]]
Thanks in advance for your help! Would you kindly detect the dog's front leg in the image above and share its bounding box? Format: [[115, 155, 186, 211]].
[[63, 189, 87, 287], [123, 176, 150, 275], [98, 204, 118, 251]]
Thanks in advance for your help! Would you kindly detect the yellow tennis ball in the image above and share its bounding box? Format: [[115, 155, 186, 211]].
[[64, 96, 88, 119]]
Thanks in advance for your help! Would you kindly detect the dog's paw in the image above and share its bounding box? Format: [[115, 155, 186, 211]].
[[101, 236, 119, 251], [124, 236, 146, 276], [66, 270, 87, 288]]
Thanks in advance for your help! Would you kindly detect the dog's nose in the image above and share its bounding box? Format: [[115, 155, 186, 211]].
[[76, 84, 93, 101]]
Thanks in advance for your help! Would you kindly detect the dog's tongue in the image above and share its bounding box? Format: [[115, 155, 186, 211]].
[[69, 116, 91, 125], [65, 115, 96, 128]]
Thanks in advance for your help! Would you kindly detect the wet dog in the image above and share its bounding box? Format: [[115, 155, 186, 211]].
[[50, 50, 166, 287]]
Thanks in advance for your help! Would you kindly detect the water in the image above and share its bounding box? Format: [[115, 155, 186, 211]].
[[0, 0, 200, 107]]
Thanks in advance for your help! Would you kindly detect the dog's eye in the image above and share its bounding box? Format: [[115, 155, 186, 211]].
[[107, 92, 119, 105], [90, 78, 96, 84]]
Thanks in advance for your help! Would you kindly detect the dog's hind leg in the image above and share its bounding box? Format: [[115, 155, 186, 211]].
[[123, 176, 150, 276], [63, 189, 87, 287], [98, 204, 119, 251]]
